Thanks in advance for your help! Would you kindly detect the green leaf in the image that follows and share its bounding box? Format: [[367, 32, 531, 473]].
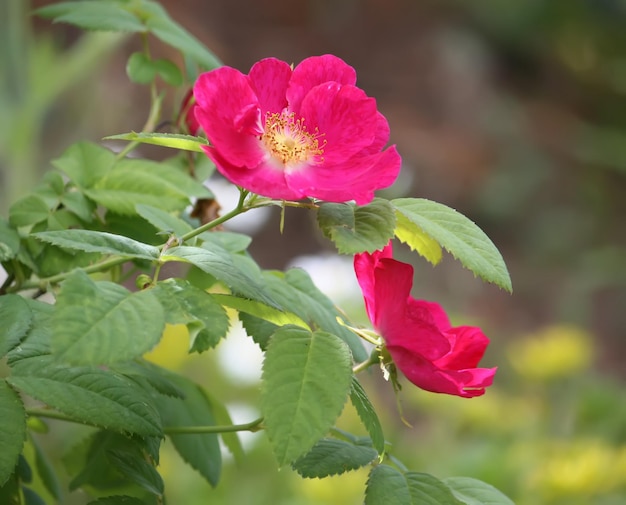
[[9, 356, 162, 436], [52, 270, 165, 365], [60, 191, 95, 222], [0, 295, 33, 358], [140, 0, 222, 69], [153, 279, 230, 353], [51, 141, 116, 189], [204, 392, 244, 464], [8, 194, 50, 227], [112, 361, 184, 399], [394, 211, 442, 265], [126, 52, 156, 84], [405, 473, 465, 504], [86, 158, 211, 215], [6, 300, 53, 366], [107, 449, 163, 495], [33, 230, 160, 260], [0, 381, 26, 487], [199, 231, 252, 253], [350, 377, 385, 455], [239, 313, 278, 350], [161, 245, 278, 307], [135, 204, 194, 238], [105, 132, 208, 152], [261, 327, 352, 466], [259, 269, 367, 362], [392, 198, 512, 292], [365, 467, 464, 505], [31, 437, 61, 500], [292, 438, 377, 478], [156, 373, 222, 487], [153, 58, 183, 86], [86, 497, 147, 505], [35, 2, 146, 32], [365, 465, 411, 505], [212, 294, 309, 330], [0, 219, 20, 261], [21, 487, 46, 505], [317, 198, 396, 254], [443, 477, 515, 505]]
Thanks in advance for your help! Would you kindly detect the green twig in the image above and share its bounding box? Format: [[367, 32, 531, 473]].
[[26, 408, 265, 435], [163, 417, 264, 435]]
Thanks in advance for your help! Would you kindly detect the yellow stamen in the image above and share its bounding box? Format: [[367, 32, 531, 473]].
[[262, 111, 325, 166]]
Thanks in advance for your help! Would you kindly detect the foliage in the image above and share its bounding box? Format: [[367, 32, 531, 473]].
[[0, 1, 514, 504]]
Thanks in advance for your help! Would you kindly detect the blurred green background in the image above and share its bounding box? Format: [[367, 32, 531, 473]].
[[2, 0, 626, 503]]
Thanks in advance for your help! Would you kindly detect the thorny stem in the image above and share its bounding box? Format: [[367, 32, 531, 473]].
[[26, 408, 265, 435]]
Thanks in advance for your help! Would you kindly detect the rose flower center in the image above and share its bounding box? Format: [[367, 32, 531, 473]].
[[262, 111, 325, 166]]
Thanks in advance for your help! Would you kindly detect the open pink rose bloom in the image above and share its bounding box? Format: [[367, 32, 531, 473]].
[[354, 243, 496, 398], [192, 55, 401, 204]]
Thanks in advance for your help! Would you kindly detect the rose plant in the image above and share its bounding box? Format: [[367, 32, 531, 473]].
[[0, 1, 513, 504]]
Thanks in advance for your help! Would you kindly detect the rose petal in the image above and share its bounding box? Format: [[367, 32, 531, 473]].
[[194, 68, 264, 167], [248, 57, 291, 115], [287, 54, 357, 114]]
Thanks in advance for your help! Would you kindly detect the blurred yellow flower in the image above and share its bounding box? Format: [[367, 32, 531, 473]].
[[508, 325, 593, 381], [528, 440, 626, 499]]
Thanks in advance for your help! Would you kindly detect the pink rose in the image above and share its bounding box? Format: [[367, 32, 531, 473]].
[[354, 243, 496, 397], [193, 55, 401, 204]]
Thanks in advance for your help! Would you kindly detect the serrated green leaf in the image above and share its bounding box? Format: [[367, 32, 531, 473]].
[[126, 52, 156, 84], [161, 245, 277, 307], [112, 361, 185, 399], [0, 219, 20, 261], [33, 230, 160, 260], [259, 269, 367, 362], [317, 198, 396, 254], [51, 270, 164, 365], [365, 465, 411, 505], [392, 198, 512, 292], [51, 141, 116, 189], [6, 300, 53, 366], [261, 327, 352, 466], [35, 2, 146, 32], [394, 211, 442, 265], [8, 195, 50, 227], [366, 467, 464, 505], [140, 0, 222, 69], [86, 158, 211, 215], [239, 313, 278, 350], [152, 279, 230, 353], [156, 373, 221, 487], [107, 449, 163, 495], [31, 437, 61, 500], [212, 293, 309, 330], [9, 355, 162, 436], [0, 295, 33, 358], [105, 132, 208, 152], [135, 204, 194, 238], [292, 438, 377, 478], [0, 381, 26, 487], [443, 477, 515, 505], [350, 377, 385, 455]]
